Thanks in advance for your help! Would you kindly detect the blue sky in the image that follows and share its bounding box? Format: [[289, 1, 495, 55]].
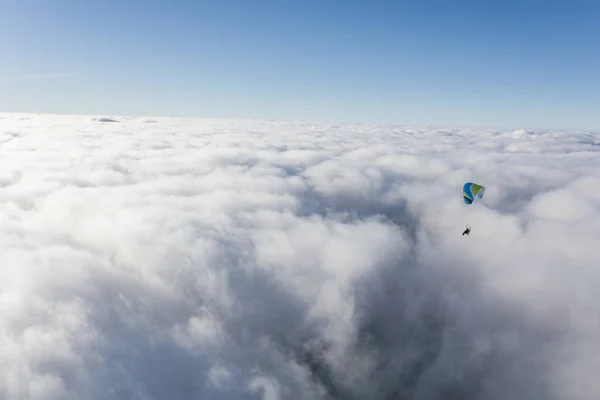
[[1, 0, 599, 129]]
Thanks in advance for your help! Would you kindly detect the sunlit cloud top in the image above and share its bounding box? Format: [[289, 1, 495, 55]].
[[0, 112, 599, 399]]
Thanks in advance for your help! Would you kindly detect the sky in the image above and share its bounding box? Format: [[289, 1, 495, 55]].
[[1, 112, 599, 399], [1, 0, 599, 129]]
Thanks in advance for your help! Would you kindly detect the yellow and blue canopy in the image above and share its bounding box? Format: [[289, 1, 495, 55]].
[[463, 182, 485, 204]]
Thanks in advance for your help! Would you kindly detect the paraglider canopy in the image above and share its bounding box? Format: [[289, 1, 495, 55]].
[[463, 182, 485, 204]]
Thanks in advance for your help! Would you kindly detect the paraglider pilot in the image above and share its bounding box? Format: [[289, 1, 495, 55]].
[[462, 225, 471, 236]]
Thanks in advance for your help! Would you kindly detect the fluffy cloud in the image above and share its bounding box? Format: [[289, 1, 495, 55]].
[[0, 113, 599, 399]]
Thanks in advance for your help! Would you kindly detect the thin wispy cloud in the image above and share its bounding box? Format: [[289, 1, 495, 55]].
[[0, 113, 599, 399], [6, 72, 82, 81]]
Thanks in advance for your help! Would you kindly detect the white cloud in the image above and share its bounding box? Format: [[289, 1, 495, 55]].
[[0, 113, 599, 399], [248, 376, 281, 400]]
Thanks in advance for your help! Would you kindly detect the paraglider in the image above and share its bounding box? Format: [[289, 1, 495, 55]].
[[462, 182, 485, 236]]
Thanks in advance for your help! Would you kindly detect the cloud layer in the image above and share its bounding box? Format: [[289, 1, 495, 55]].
[[0, 113, 599, 399]]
